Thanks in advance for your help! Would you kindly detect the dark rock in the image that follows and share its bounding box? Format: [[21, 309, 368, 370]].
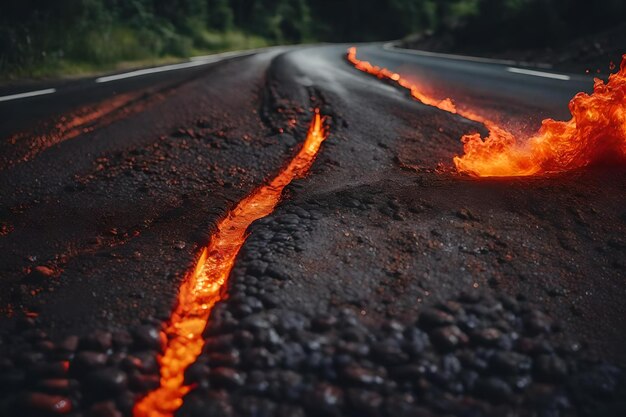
[[265, 265, 290, 281], [87, 401, 122, 417], [22, 392, 72, 414], [402, 327, 430, 356], [305, 383, 344, 417], [209, 367, 245, 388], [276, 404, 306, 417], [85, 368, 128, 397], [348, 389, 383, 417], [384, 393, 433, 417], [474, 377, 513, 403], [114, 390, 137, 416], [523, 310, 554, 335], [122, 352, 159, 374], [177, 391, 233, 417], [418, 308, 455, 329], [342, 365, 384, 386], [184, 362, 210, 386], [456, 208, 479, 221], [27, 361, 69, 378], [534, 354, 568, 382], [112, 331, 133, 349], [207, 350, 240, 367], [489, 351, 533, 375], [132, 325, 163, 351], [72, 351, 108, 375], [129, 371, 160, 393], [471, 327, 502, 347], [243, 347, 277, 369], [58, 335, 79, 353], [235, 396, 276, 417], [81, 330, 113, 352], [36, 378, 75, 395], [430, 326, 468, 351], [371, 339, 409, 365]]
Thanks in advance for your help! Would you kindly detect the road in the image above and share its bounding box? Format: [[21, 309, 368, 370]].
[[0, 44, 624, 417]]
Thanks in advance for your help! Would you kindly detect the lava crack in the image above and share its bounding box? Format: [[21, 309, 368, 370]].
[[133, 111, 328, 417]]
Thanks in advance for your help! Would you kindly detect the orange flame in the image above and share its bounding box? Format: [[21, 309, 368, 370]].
[[133, 111, 327, 417], [455, 56, 626, 176], [347, 47, 626, 177]]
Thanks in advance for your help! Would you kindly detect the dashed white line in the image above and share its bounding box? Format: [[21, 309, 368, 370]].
[[506, 67, 571, 81], [0, 88, 57, 103]]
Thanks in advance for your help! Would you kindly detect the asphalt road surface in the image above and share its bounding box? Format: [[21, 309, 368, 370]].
[[1, 44, 624, 417]]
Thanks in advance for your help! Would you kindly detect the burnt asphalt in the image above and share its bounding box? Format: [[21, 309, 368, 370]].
[[0, 44, 624, 417]]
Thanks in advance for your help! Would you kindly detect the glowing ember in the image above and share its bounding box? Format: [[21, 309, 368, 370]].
[[347, 47, 626, 177], [2, 91, 164, 170], [133, 111, 328, 417]]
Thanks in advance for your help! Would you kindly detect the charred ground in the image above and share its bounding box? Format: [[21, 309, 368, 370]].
[[0, 45, 625, 417]]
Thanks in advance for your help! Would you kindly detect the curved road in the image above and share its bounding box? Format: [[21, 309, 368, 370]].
[[0, 44, 623, 417]]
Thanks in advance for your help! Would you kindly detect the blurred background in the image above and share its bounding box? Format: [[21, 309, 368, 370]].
[[1, 0, 624, 79]]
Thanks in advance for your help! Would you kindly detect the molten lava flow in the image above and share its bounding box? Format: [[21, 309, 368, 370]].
[[347, 47, 626, 177], [2, 90, 165, 170], [133, 111, 327, 417], [456, 56, 626, 176]]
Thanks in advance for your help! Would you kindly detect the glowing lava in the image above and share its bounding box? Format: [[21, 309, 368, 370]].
[[347, 47, 626, 177], [133, 111, 327, 417]]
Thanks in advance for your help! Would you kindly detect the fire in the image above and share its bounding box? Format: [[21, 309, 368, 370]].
[[133, 111, 327, 417], [347, 47, 626, 177], [455, 56, 626, 176]]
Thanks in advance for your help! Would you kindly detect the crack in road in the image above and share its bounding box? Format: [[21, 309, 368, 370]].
[[133, 111, 328, 417]]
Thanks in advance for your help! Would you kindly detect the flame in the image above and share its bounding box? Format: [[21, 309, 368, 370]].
[[347, 47, 626, 177], [133, 111, 327, 417], [455, 57, 626, 176]]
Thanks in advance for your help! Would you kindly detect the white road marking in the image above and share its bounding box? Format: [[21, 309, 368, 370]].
[[95, 58, 218, 83], [506, 67, 571, 81], [0, 88, 56, 102], [382, 42, 554, 70], [96, 49, 262, 83]]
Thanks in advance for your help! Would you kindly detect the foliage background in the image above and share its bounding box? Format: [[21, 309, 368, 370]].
[[1, 0, 624, 78]]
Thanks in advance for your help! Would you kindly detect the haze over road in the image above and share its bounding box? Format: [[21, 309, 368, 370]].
[[1, 44, 624, 417]]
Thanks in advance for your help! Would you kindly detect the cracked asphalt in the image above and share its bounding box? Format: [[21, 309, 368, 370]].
[[0, 44, 624, 417]]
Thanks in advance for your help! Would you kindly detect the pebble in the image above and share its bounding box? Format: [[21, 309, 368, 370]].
[[72, 351, 108, 375], [85, 368, 128, 397], [430, 326, 469, 351], [342, 365, 384, 386], [474, 377, 513, 403], [534, 354, 568, 382], [87, 401, 122, 417], [132, 325, 163, 351], [348, 389, 383, 417], [23, 392, 72, 414], [81, 330, 113, 352], [371, 339, 408, 365], [489, 351, 532, 375], [210, 367, 245, 388], [305, 383, 344, 417], [418, 308, 455, 329]]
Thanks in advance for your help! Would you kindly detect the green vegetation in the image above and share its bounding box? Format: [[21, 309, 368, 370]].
[[1, 0, 624, 79]]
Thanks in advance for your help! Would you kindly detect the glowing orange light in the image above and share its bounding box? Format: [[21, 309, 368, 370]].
[[347, 47, 626, 177], [455, 56, 626, 176], [133, 111, 328, 417]]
